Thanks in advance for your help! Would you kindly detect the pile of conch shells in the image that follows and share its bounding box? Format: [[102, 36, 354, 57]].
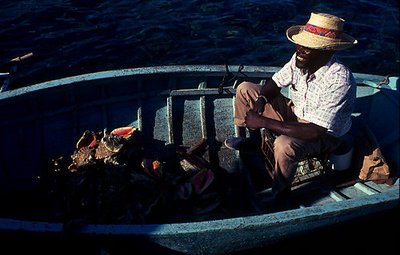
[[49, 126, 219, 224]]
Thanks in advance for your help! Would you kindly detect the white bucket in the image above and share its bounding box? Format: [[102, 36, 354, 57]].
[[329, 134, 354, 171]]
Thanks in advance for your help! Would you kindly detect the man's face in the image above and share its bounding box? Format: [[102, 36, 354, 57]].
[[295, 45, 327, 69]]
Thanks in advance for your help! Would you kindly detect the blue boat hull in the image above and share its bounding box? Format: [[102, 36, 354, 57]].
[[0, 65, 398, 254]]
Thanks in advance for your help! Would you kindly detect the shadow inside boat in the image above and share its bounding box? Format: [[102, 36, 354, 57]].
[[235, 138, 364, 214]]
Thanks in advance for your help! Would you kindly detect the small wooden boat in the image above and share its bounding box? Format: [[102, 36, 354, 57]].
[[0, 65, 398, 254]]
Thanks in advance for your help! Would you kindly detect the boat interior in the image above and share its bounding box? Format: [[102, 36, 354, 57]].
[[0, 66, 398, 224]]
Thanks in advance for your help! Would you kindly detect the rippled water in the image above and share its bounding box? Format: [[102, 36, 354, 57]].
[[0, 0, 399, 89]]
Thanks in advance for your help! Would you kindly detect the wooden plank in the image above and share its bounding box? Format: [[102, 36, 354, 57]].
[[329, 190, 347, 201], [354, 182, 379, 195]]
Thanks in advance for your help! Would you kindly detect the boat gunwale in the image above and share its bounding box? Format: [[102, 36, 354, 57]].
[[0, 65, 393, 101], [0, 186, 397, 235]]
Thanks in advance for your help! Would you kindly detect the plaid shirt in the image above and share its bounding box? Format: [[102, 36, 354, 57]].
[[272, 53, 356, 137]]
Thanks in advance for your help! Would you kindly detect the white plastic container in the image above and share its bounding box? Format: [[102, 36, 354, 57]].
[[329, 134, 354, 171]]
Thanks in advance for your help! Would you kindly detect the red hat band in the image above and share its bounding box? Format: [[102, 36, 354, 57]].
[[304, 23, 342, 39]]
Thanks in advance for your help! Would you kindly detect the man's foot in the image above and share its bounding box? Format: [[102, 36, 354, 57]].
[[224, 137, 245, 150]]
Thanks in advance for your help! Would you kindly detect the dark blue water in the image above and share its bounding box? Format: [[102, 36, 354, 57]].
[[0, 0, 399, 90]]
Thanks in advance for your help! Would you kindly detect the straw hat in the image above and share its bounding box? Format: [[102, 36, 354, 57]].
[[286, 12, 358, 50]]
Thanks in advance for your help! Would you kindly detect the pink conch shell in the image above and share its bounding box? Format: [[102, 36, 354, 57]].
[[68, 146, 96, 171], [76, 130, 98, 149], [111, 126, 136, 138], [141, 159, 162, 178]]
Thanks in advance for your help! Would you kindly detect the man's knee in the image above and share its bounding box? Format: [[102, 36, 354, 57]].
[[237, 81, 258, 92], [274, 135, 296, 159], [274, 135, 309, 162]]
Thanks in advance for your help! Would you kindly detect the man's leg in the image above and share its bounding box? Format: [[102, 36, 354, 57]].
[[272, 134, 341, 195], [226, 81, 292, 150]]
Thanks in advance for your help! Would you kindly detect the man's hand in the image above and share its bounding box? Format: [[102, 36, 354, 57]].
[[245, 110, 265, 129], [253, 97, 266, 114]]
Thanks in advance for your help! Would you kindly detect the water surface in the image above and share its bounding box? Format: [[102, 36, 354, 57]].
[[0, 0, 398, 89]]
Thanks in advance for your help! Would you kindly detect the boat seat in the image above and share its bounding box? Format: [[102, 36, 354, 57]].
[[294, 133, 355, 186], [292, 154, 332, 186], [260, 128, 334, 187]]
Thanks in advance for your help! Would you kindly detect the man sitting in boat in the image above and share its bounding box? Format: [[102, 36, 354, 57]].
[[224, 12, 358, 205]]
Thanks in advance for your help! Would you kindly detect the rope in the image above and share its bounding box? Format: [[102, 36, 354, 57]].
[[218, 64, 248, 95]]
